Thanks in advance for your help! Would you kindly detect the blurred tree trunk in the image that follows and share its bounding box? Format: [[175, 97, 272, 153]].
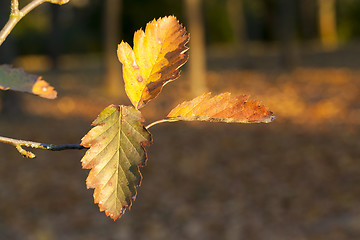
[[226, 0, 249, 67], [277, 0, 297, 70], [0, 1, 22, 116], [104, 0, 123, 98], [184, 0, 207, 97], [48, 4, 61, 69], [299, 0, 317, 40], [318, 0, 338, 50]]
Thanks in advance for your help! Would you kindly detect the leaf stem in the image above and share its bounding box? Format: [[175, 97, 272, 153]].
[[0, 0, 69, 46], [0, 135, 86, 158], [145, 118, 176, 129]]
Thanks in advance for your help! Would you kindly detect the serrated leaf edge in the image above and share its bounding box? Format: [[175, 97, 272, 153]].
[[81, 105, 152, 220]]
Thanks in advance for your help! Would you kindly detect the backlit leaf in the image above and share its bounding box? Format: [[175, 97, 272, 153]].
[[81, 105, 152, 220], [48, 0, 69, 4], [117, 16, 189, 109], [0, 65, 57, 99], [166, 92, 275, 123]]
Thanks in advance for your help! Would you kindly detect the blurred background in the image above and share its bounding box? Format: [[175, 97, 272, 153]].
[[1, 0, 360, 239]]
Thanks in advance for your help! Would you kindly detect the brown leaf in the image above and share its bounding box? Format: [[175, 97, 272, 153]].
[[167, 92, 275, 123]]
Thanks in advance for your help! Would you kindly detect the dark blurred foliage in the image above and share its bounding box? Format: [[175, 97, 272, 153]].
[[338, 0, 360, 40], [11, 1, 104, 54], [243, 0, 276, 42], [204, 0, 233, 44], [2, 0, 360, 56], [122, 0, 184, 43]]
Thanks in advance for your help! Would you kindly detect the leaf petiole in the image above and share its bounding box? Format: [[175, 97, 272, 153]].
[[145, 119, 176, 129]]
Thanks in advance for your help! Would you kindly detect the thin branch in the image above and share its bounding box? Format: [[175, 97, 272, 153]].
[[0, 0, 46, 46], [11, 0, 20, 16], [2, 117, 180, 158], [0, 135, 86, 158], [0, 135, 45, 148], [0, 15, 20, 45], [41, 143, 86, 151], [21, 0, 47, 16], [0, 0, 69, 46]]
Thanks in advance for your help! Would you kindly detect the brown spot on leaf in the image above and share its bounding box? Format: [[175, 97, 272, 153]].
[[136, 75, 144, 83]]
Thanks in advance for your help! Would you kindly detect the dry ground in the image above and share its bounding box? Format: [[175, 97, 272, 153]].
[[1, 48, 360, 239]]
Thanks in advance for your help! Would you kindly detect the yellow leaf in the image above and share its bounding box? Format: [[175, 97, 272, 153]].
[[117, 16, 189, 109]]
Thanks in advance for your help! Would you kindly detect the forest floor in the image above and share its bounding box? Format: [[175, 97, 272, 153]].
[[1, 44, 360, 240]]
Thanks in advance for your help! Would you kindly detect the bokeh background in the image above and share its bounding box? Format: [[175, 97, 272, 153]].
[[1, 0, 360, 239]]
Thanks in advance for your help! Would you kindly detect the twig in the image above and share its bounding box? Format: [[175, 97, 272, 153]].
[[41, 143, 86, 151], [0, 135, 86, 158], [0, 116, 173, 158], [0, 0, 45, 46], [0, 0, 69, 46], [11, 0, 20, 16]]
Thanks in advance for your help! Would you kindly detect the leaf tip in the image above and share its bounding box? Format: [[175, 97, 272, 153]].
[[117, 41, 132, 64], [264, 114, 276, 123], [32, 78, 57, 99]]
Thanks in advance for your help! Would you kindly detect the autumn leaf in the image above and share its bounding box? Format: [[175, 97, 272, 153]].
[[0, 65, 57, 99], [81, 105, 152, 220], [117, 16, 189, 109], [166, 92, 275, 123], [48, 0, 69, 4]]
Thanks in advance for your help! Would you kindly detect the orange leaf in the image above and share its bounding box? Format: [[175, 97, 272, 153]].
[[117, 16, 189, 109], [167, 93, 275, 123], [32, 79, 57, 99]]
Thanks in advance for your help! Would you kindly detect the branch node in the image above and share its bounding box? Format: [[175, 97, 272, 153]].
[[15, 145, 36, 158]]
